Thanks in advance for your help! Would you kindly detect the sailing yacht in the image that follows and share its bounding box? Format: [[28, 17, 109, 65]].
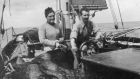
[[0, 0, 140, 79]]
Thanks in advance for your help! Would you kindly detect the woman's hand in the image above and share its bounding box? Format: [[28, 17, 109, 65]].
[[58, 37, 64, 44], [55, 42, 67, 49]]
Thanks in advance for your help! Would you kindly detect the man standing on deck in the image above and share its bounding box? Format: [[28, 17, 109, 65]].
[[70, 7, 102, 69]]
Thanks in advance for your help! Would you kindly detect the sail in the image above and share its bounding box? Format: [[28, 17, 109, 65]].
[[70, 0, 108, 10]]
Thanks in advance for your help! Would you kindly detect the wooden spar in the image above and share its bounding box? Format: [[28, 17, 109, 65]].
[[0, 0, 6, 34], [107, 27, 140, 39]]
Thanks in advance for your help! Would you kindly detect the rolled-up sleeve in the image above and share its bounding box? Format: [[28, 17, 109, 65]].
[[38, 26, 57, 47], [70, 24, 79, 39]]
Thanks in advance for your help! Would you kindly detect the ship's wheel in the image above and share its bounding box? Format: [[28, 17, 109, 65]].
[[79, 40, 99, 58]]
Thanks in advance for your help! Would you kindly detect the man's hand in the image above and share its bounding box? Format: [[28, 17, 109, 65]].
[[58, 44, 67, 49], [70, 38, 78, 53], [55, 42, 60, 48], [71, 46, 78, 53]]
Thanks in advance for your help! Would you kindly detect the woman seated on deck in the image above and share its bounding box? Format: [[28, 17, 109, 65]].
[[38, 7, 64, 56], [27, 7, 67, 79]]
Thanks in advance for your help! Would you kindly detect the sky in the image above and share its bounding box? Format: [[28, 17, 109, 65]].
[[0, 0, 140, 28]]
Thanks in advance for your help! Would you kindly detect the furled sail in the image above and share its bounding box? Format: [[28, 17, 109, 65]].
[[70, 0, 108, 10]]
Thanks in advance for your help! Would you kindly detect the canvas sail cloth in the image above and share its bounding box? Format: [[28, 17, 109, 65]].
[[70, 0, 108, 10]]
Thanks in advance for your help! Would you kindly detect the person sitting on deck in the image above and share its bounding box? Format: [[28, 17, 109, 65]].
[[26, 7, 66, 79], [70, 7, 102, 69], [38, 7, 64, 56]]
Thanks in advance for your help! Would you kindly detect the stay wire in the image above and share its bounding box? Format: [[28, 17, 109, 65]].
[[107, 0, 119, 30], [116, 0, 124, 29], [6, 29, 8, 43]]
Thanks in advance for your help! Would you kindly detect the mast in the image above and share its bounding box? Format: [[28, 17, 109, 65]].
[[59, 0, 71, 40]]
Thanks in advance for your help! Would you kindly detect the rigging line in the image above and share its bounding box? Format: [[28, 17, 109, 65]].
[[107, 0, 119, 30], [8, 0, 11, 16], [59, 0, 61, 11], [116, 0, 124, 29], [10, 44, 22, 60], [56, 0, 58, 10], [108, 0, 118, 22], [12, 27, 16, 35], [6, 30, 8, 43], [0, 17, 5, 39], [11, 27, 16, 39], [2, 19, 5, 37], [108, 0, 118, 27]]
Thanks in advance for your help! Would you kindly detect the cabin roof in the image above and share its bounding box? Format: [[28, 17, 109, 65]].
[[72, 5, 108, 11], [70, 0, 108, 10]]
